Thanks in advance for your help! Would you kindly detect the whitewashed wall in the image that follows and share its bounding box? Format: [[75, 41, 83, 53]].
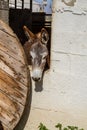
[[24, 0, 87, 130]]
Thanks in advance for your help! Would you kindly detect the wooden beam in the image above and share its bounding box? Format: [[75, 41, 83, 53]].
[[30, 0, 32, 12], [22, 0, 24, 9], [15, 0, 17, 9]]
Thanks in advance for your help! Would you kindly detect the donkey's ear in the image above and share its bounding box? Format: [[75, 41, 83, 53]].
[[23, 26, 35, 40], [41, 28, 49, 45]]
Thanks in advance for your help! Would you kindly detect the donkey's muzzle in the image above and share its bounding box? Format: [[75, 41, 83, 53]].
[[32, 68, 42, 82]]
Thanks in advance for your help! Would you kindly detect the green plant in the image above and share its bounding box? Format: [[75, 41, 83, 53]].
[[55, 123, 84, 130], [67, 126, 78, 130], [38, 123, 49, 130], [55, 123, 62, 130], [38, 123, 84, 130], [63, 128, 68, 130]]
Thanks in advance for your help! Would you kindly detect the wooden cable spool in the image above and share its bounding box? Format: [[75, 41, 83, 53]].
[[0, 20, 30, 130]]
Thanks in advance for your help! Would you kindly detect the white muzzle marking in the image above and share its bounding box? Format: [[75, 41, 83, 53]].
[[32, 68, 42, 81]]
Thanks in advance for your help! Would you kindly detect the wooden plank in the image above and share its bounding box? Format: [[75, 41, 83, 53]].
[[0, 92, 23, 129], [0, 41, 24, 65], [0, 72, 27, 105], [0, 30, 25, 64], [0, 20, 30, 130], [0, 49, 28, 85], [0, 20, 28, 65], [0, 122, 11, 130], [0, 68, 28, 97], [0, 20, 15, 37]]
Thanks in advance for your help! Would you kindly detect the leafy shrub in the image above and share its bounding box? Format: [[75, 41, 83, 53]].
[[38, 123, 49, 130], [38, 123, 84, 130]]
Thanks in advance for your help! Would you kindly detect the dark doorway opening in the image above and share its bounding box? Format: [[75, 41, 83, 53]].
[[9, 0, 51, 70]]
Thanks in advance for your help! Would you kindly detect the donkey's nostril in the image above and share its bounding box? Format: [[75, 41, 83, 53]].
[[32, 77, 41, 82], [38, 78, 40, 81]]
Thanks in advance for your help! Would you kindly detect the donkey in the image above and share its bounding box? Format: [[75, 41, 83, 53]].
[[23, 26, 49, 82]]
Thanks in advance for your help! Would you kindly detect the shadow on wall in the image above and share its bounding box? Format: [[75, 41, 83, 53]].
[[14, 76, 43, 130], [14, 79, 32, 130]]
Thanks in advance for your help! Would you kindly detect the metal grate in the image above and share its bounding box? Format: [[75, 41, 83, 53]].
[[9, 0, 32, 11]]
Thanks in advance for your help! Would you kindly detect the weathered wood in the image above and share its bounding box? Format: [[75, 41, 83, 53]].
[[0, 20, 30, 130], [0, 49, 28, 85], [0, 1, 9, 24]]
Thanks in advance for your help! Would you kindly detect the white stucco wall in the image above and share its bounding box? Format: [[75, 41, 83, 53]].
[[24, 0, 87, 129]]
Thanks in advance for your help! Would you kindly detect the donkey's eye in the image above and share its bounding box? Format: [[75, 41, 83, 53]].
[[30, 55, 32, 59], [42, 56, 47, 60]]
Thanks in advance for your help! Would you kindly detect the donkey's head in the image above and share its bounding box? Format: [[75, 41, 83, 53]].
[[23, 26, 49, 82]]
